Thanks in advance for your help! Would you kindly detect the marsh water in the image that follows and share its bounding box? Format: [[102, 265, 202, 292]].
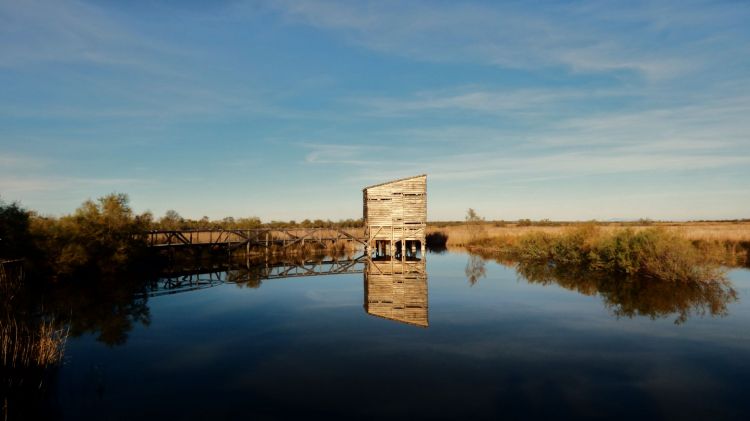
[[10, 250, 750, 420]]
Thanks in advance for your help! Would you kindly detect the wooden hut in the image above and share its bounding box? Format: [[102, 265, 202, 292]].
[[364, 259, 428, 327], [363, 174, 427, 256]]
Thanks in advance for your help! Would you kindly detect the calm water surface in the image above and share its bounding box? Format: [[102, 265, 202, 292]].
[[56, 251, 750, 420]]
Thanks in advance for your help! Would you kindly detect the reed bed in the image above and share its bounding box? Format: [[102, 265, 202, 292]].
[[1, 318, 68, 369], [1, 261, 68, 371], [428, 222, 750, 247], [464, 225, 748, 283]]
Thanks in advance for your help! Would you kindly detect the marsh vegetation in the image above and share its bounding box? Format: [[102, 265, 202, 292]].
[[469, 225, 740, 282], [429, 211, 750, 284], [1, 261, 68, 420], [1, 193, 366, 283], [2, 196, 749, 418]]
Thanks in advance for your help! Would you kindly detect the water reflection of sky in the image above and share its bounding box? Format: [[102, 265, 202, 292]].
[[59, 252, 750, 420]]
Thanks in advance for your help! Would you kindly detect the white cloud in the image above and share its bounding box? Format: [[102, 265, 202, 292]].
[[351, 86, 632, 117], [302, 143, 386, 165], [302, 85, 750, 184], [0, 0, 177, 70], [0, 175, 152, 193], [268, 0, 750, 80]]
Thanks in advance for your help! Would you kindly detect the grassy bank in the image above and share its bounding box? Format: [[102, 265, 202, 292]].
[[429, 221, 750, 247], [463, 225, 749, 283]]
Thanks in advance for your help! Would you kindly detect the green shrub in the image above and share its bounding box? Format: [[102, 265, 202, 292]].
[[0, 199, 36, 260], [469, 226, 725, 283], [30, 193, 152, 277]]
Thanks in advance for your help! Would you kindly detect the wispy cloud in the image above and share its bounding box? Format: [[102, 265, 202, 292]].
[[0, 0, 181, 72], [2, 0, 748, 219], [0, 153, 47, 169], [302, 143, 386, 165], [268, 0, 750, 80], [0, 175, 152, 193], [350, 86, 634, 118], [0, 0, 309, 122], [302, 113, 750, 183]]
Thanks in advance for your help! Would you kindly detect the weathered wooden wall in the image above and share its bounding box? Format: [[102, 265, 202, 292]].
[[363, 174, 427, 252], [364, 259, 428, 327]]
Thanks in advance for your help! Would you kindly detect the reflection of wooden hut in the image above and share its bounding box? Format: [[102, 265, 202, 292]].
[[364, 259, 428, 327], [363, 175, 426, 255]]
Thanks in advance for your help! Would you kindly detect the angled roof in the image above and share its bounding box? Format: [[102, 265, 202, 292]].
[[362, 174, 427, 191]]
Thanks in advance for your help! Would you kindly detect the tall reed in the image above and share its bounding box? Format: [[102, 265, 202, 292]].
[[1, 260, 68, 371]]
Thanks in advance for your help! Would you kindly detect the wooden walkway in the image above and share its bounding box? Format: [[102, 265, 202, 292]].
[[146, 228, 366, 250]]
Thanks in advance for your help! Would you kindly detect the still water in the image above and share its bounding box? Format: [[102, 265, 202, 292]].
[[55, 251, 750, 420]]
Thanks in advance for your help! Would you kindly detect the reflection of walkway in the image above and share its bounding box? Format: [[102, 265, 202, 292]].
[[146, 255, 368, 297], [147, 255, 431, 328], [364, 258, 428, 328]]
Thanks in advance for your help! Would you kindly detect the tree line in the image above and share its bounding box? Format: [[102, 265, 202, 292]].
[[0, 193, 363, 279], [155, 209, 363, 230]]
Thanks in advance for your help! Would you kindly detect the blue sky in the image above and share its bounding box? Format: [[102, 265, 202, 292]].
[[1, 0, 749, 221]]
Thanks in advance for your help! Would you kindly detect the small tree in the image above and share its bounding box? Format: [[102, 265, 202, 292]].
[[30, 193, 151, 276], [517, 218, 532, 227], [0, 198, 35, 259], [159, 210, 184, 230], [465, 208, 486, 242]]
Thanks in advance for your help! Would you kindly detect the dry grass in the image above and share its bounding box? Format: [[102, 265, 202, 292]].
[[428, 222, 750, 247], [462, 224, 749, 282], [1, 319, 68, 369], [1, 260, 68, 370]]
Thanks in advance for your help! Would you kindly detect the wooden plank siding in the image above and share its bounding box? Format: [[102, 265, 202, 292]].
[[363, 174, 427, 252], [364, 259, 428, 327]]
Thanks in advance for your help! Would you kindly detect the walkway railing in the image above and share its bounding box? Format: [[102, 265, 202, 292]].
[[146, 228, 366, 249]]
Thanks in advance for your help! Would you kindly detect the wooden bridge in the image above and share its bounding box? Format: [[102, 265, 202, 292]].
[[146, 228, 366, 250]]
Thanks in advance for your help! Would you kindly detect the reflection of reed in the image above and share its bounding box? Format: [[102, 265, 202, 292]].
[[364, 258, 428, 327], [507, 258, 738, 324]]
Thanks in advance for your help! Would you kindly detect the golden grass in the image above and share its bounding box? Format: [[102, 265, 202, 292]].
[[1, 260, 68, 370], [460, 224, 749, 282], [428, 222, 750, 247], [1, 319, 68, 369]]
